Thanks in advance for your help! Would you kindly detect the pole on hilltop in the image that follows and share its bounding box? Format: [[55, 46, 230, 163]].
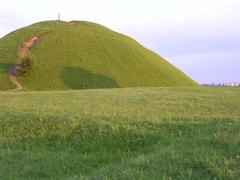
[[58, 12, 61, 21]]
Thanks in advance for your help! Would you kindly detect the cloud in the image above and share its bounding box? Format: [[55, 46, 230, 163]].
[[166, 51, 240, 83], [0, 8, 26, 37]]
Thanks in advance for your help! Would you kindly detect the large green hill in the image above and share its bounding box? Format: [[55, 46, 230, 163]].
[[0, 21, 198, 90]]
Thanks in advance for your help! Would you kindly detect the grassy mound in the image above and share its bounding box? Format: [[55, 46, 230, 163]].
[[0, 21, 198, 90], [0, 87, 239, 179]]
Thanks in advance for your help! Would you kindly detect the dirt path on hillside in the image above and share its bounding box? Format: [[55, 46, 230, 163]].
[[9, 36, 38, 90]]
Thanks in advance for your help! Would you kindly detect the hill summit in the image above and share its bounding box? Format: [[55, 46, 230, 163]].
[[0, 21, 198, 90]]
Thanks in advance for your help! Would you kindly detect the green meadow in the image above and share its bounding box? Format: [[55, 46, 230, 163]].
[[0, 87, 239, 179]]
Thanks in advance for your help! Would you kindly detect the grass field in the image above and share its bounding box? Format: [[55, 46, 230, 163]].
[[0, 87, 239, 179]]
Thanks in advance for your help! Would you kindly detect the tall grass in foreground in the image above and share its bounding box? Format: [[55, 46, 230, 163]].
[[0, 87, 239, 179]]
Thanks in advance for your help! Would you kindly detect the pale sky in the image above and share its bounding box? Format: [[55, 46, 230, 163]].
[[1, 0, 240, 84]]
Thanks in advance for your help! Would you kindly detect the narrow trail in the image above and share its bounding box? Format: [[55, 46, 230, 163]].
[[9, 36, 38, 90]]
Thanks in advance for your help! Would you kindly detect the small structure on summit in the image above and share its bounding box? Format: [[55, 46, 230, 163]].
[[58, 12, 61, 21]]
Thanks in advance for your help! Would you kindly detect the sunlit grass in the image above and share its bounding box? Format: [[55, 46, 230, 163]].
[[0, 87, 239, 179]]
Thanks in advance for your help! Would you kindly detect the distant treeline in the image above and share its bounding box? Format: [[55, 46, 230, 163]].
[[203, 82, 240, 87]]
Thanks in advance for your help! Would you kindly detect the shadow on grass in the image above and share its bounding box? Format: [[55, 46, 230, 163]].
[[0, 61, 11, 73], [60, 67, 119, 89]]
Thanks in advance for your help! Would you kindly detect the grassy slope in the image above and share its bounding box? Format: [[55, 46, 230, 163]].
[[0, 87, 239, 179], [0, 21, 197, 90]]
